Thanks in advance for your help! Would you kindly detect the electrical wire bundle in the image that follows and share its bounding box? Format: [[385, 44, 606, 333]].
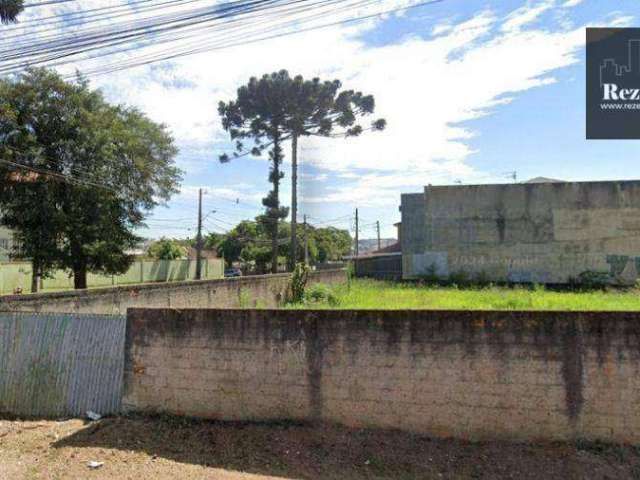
[[0, 0, 441, 77]]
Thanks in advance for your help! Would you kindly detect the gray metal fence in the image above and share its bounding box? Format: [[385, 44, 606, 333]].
[[0, 312, 125, 417]]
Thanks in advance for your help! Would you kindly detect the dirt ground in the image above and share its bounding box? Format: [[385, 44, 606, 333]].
[[1, 415, 639, 480]]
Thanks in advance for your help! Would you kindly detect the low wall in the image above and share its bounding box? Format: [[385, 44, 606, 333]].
[[124, 309, 640, 443], [0, 270, 346, 314], [0, 312, 125, 417], [0, 258, 224, 295]]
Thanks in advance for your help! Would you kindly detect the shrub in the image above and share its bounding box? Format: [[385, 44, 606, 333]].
[[288, 262, 311, 304], [448, 270, 469, 286], [568, 270, 610, 290], [304, 283, 340, 306], [417, 263, 439, 284]]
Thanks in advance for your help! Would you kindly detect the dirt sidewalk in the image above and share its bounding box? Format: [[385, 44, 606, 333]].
[[1, 415, 639, 479]]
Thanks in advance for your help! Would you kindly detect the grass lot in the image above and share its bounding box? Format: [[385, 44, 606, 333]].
[[1, 415, 640, 479], [293, 279, 640, 310]]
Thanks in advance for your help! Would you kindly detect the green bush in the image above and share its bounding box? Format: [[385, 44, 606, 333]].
[[304, 283, 340, 306], [416, 263, 439, 284], [568, 270, 610, 290], [288, 262, 310, 304]]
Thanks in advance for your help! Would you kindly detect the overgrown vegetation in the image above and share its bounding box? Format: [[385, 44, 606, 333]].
[[147, 238, 187, 260], [287, 279, 640, 310], [287, 262, 310, 303], [204, 220, 351, 272]]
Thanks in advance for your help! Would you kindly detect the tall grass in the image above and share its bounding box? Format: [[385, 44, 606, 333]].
[[292, 279, 640, 310]]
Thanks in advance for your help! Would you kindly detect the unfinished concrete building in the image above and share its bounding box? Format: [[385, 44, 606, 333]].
[[400, 180, 640, 284]]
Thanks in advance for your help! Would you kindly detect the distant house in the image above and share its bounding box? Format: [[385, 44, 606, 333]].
[[186, 247, 219, 260], [524, 176, 564, 183], [368, 222, 402, 255]]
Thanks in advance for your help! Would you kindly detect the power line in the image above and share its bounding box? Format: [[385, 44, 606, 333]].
[[3, 0, 205, 32], [24, 0, 78, 8], [0, 0, 443, 76], [0, 158, 120, 192], [0, 0, 326, 65], [74, 0, 435, 78]]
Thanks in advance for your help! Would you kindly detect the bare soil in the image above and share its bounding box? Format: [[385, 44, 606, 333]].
[[1, 414, 639, 480]]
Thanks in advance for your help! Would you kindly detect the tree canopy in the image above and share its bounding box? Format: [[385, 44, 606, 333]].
[[218, 70, 384, 271], [0, 68, 182, 289], [203, 218, 350, 272], [147, 238, 187, 260], [0, 0, 23, 24], [218, 71, 292, 273]]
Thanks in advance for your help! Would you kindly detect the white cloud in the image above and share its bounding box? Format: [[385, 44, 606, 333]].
[[501, 1, 555, 33], [176, 184, 263, 203], [431, 21, 453, 36], [3, 1, 632, 213], [561, 0, 584, 7]]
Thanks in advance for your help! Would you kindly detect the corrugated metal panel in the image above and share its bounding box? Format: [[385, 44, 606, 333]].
[[0, 312, 125, 417]]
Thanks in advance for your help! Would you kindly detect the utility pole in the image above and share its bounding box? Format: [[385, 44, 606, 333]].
[[195, 188, 203, 280], [376, 220, 381, 251], [303, 214, 309, 265], [290, 134, 298, 272], [355, 208, 359, 258]]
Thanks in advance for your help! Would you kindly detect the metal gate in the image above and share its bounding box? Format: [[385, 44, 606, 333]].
[[0, 312, 125, 417]]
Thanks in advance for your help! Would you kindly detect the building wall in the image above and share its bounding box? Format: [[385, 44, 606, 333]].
[[0, 269, 346, 314], [123, 308, 640, 443], [402, 180, 640, 283]]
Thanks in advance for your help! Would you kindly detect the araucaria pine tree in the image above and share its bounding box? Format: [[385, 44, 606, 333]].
[[219, 70, 385, 271], [218, 71, 291, 273]]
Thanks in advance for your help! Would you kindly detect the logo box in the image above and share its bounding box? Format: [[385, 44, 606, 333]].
[[586, 28, 640, 139]]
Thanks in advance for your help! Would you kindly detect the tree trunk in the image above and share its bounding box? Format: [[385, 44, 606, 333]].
[[30, 259, 38, 293], [289, 134, 298, 271], [73, 264, 88, 289]]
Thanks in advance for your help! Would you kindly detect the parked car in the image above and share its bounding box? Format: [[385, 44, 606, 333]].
[[224, 267, 242, 278]]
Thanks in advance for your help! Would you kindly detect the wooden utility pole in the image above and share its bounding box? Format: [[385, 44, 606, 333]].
[[376, 220, 381, 251], [195, 188, 203, 280], [290, 134, 298, 271], [355, 208, 359, 258], [303, 214, 309, 265]]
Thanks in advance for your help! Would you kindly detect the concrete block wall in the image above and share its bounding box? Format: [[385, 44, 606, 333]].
[[124, 309, 640, 443], [402, 180, 640, 283], [0, 270, 346, 314]]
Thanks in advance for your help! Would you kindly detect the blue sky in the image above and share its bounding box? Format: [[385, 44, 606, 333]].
[[7, 0, 640, 240]]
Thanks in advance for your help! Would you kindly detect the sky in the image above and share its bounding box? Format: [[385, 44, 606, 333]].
[[4, 0, 640, 240]]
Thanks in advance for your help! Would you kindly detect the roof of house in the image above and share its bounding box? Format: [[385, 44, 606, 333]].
[[186, 246, 219, 259], [370, 242, 401, 255], [524, 176, 564, 183]]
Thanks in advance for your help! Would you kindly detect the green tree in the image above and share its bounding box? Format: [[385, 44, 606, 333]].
[[216, 220, 260, 267], [147, 238, 187, 260], [0, 180, 61, 292], [218, 72, 292, 273], [0, 85, 59, 292], [0, 69, 182, 289], [279, 72, 385, 270], [218, 71, 384, 271], [203, 232, 224, 251], [0, 0, 23, 24], [314, 226, 352, 263]]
